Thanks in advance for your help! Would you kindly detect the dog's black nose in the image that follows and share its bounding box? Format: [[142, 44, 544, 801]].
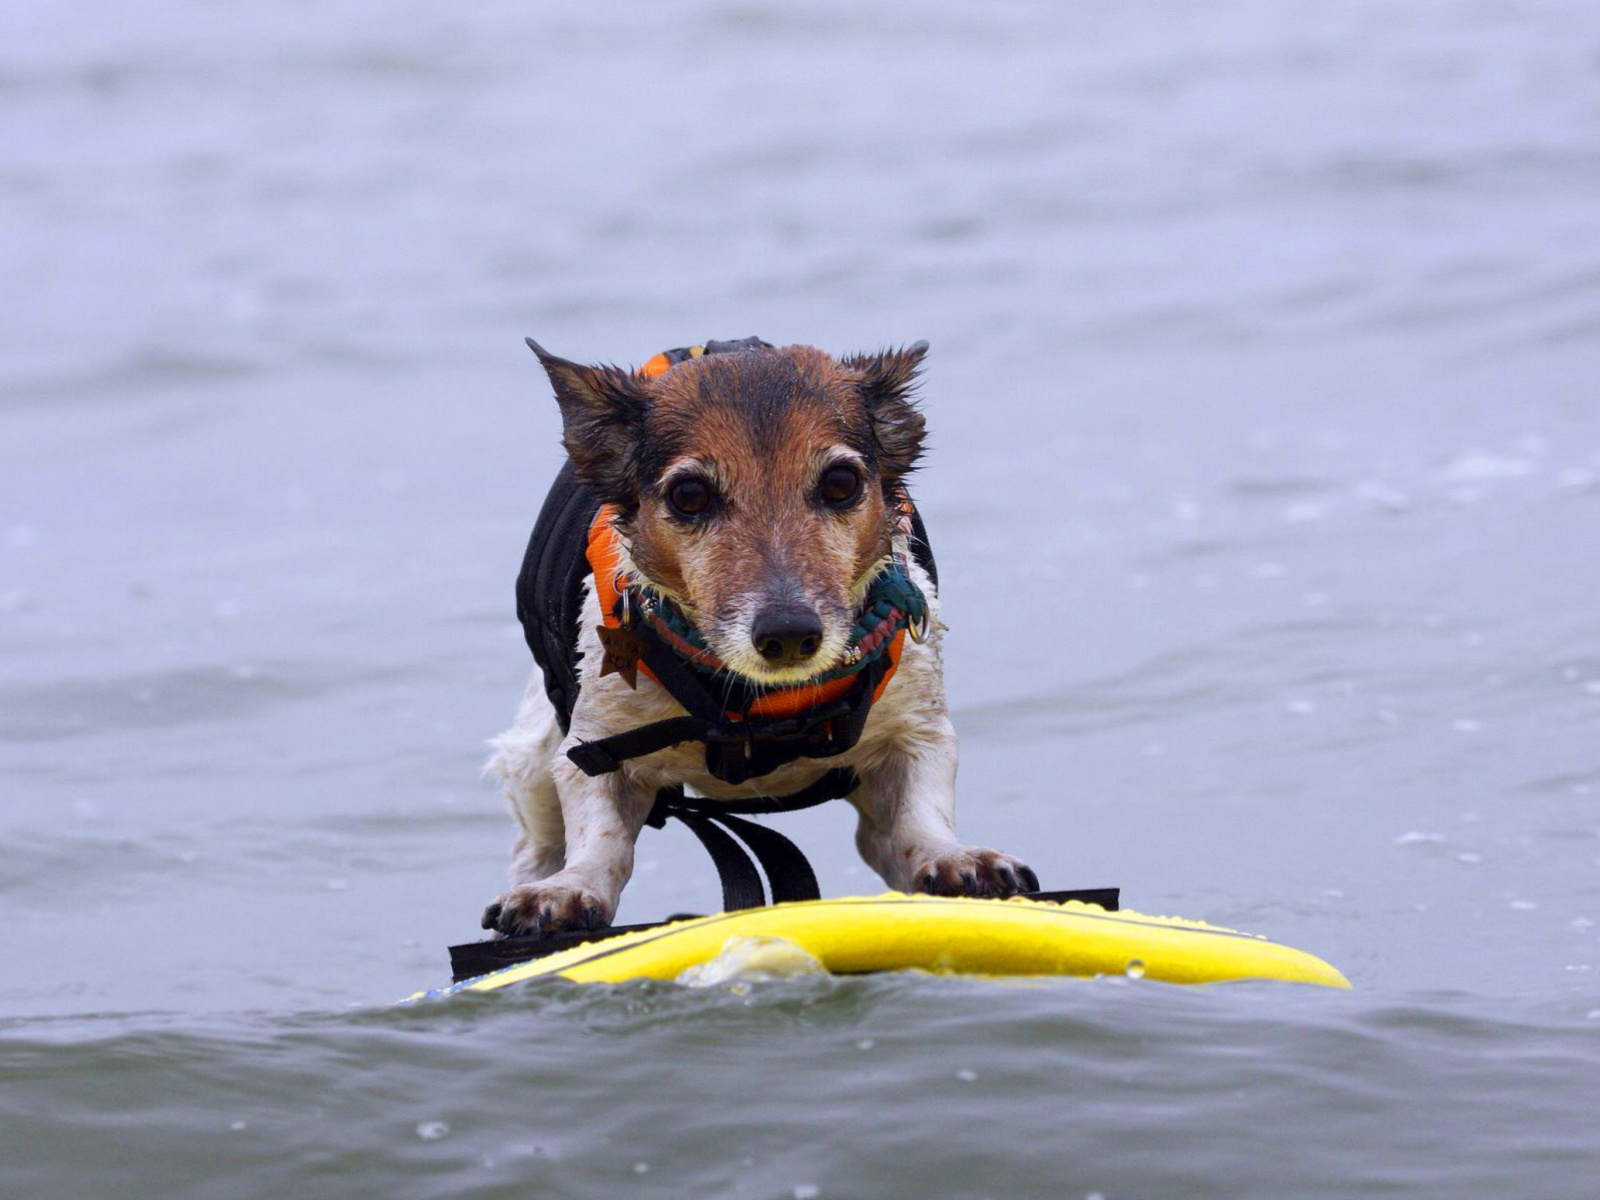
[[751, 605, 824, 665]]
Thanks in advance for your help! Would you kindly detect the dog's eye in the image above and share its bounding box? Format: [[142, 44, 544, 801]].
[[667, 477, 715, 518], [818, 463, 862, 507]]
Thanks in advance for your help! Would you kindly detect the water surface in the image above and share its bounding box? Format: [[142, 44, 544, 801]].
[[3, 2, 1599, 1196]]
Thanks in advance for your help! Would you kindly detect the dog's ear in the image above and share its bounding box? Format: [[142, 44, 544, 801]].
[[526, 338, 650, 501], [844, 341, 929, 479]]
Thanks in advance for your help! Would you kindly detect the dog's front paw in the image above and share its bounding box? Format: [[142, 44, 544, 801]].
[[481, 879, 614, 938], [911, 846, 1039, 899]]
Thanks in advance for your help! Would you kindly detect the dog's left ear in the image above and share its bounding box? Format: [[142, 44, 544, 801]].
[[844, 340, 929, 479], [526, 338, 651, 503]]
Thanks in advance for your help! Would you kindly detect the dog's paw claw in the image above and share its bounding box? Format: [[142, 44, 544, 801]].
[[909, 847, 1037, 900], [483, 881, 614, 939]]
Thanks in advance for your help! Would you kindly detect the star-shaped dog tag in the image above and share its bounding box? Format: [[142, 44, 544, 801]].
[[596, 624, 649, 689]]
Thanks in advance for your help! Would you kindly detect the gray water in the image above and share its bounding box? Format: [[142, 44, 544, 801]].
[[4, 1, 1600, 1196]]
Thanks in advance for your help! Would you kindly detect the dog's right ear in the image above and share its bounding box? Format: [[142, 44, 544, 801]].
[[526, 338, 650, 502]]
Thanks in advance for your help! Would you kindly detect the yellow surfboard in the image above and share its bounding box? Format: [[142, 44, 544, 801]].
[[411, 893, 1348, 1000]]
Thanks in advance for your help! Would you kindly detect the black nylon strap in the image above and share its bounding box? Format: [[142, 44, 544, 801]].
[[907, 502, 938, 591], [701, 767, 860, 816], [712, 813, 820, 904], [670, 812, 767, 911], [565, 634, 889, 784], [567, 716, 712, 778], [640, 640, 730, 724], [644, 768, 859, 911]]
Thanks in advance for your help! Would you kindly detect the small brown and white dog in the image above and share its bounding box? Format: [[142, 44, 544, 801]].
[[483, 338, 1036, 937]]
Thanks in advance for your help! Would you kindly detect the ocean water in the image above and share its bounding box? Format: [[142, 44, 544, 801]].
[[3, 1, 1599, 1196]]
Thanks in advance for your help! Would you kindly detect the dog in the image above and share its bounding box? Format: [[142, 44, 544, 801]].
[[483, 337, 1037, 937]]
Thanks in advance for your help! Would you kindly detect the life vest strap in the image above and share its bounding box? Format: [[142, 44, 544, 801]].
[[567, 640, 889, 784], [565, 715, 711, 778], [644, 767, 860, 909]]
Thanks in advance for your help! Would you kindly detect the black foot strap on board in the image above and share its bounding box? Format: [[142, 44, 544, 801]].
[[644, 767, 859, 910]]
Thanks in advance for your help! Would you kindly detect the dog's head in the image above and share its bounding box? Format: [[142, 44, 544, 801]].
[[529, 340, 928, 684]]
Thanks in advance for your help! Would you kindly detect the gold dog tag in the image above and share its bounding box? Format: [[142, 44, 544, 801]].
[[596, 624, 649, 689]]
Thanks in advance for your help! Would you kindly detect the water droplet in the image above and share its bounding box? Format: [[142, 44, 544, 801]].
[[416, 1121, 450, 1141], [229, 1120, 248, 1132], [1395, 831, 1445, 846], [634, 1163, 650, 1174], [793, 1186, 820, 1200], [856, 1038, 875, 1051], [1509, 900, 1538, 911], [955, 1068, 978, 1082], [1457, 852, 1483, 864], [1125, 959, 1146, 979]]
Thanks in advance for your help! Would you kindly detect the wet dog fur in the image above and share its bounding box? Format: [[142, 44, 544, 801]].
[[483, 341, 1036, 937]]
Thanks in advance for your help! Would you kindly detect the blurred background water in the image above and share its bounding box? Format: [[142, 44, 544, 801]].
[[3, 1, 1600, 1196]]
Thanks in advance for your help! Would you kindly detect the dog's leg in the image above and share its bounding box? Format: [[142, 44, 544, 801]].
[[851, 716, 1039, 898], [486, 680, 568, 886], [482, 746, 652, 938]]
